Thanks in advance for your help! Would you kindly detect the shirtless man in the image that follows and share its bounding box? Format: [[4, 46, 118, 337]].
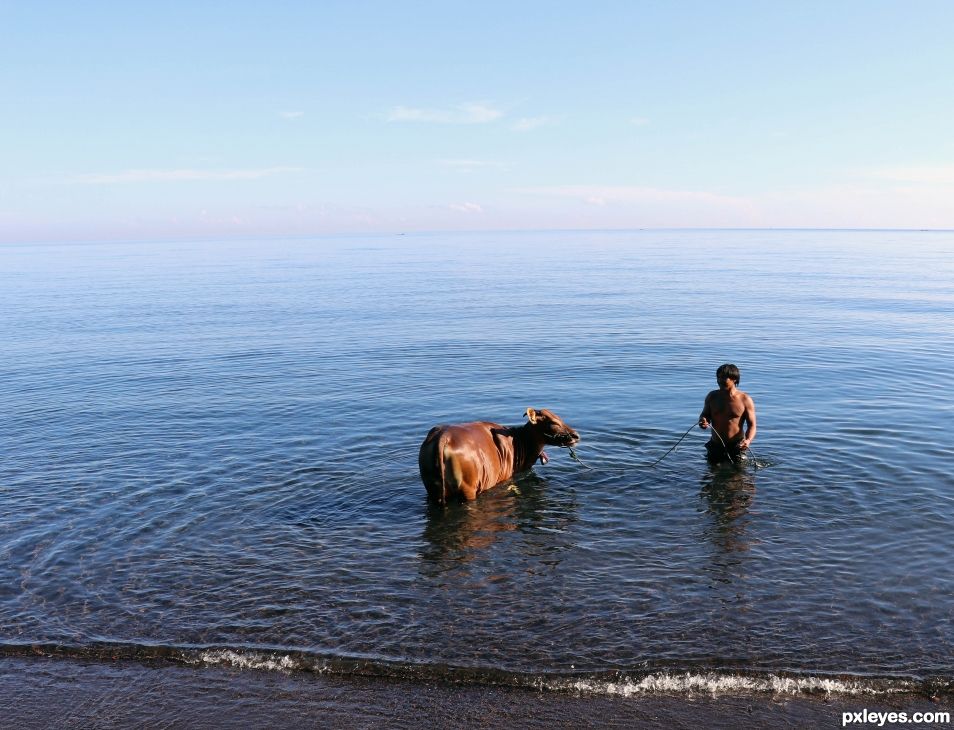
[[698, 363, 757, 464]]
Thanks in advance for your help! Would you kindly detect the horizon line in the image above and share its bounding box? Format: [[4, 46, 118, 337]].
[[2, 225, 953, 247]]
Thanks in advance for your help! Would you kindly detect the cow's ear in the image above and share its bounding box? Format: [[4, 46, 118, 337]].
[[524, 407, 537, 424]]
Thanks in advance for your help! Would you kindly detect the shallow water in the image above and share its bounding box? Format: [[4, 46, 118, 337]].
[[2, 230, 953, 694]]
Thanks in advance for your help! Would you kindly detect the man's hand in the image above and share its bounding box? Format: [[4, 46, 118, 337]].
[[698, 418, 709, 430], [739, 438, 750, 450]]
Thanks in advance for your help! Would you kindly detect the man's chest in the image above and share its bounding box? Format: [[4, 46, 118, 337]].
[[714, 395, 746, 418]]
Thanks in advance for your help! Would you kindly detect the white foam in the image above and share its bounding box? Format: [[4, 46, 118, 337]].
[[194, 649, 302, 673], [552, 672, 913, 697], [184, 650, 919, 698]]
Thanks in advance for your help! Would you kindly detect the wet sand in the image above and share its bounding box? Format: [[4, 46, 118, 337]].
[[2, 657, 949, 729]]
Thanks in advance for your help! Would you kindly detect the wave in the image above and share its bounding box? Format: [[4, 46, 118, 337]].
[[2, 641, 952, 699]]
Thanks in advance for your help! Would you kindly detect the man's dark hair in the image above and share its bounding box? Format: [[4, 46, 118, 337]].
[[716, 363, 741, 384]]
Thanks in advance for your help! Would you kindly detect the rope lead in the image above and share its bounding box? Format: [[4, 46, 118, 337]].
[[564, 423, 759, 472], [647, 422, 698, 468]]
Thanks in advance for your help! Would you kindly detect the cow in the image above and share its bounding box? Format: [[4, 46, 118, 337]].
[[418, 408, 580, 503]]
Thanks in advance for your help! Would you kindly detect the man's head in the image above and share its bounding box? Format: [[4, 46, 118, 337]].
[[716, 363, 741, 388]]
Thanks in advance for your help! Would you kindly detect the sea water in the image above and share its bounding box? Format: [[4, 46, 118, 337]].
[[2, 229, 952, 696]]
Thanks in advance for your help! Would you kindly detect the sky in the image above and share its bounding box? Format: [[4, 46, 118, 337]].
[[3, 1, 954, 242]]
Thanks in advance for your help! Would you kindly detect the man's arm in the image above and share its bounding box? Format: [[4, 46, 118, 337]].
[[741, 395, 757, 448], [699, 392, 713, 429]]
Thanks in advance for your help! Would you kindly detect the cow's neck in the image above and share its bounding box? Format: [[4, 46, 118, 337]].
[[512, 424, 545, 471]]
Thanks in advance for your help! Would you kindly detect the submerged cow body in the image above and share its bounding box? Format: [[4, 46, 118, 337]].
[[418, 408, 580, 503]]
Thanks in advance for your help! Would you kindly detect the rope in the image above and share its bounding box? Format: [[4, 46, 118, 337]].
[[645, 422, 699, 468], [567, 446, 593, 470], [708, 424, 760, 470], [562, 422, 759, 472], [707, 423, 735, 465]]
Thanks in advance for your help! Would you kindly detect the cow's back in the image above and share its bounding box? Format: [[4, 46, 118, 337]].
[[418, 422, 511, 503]]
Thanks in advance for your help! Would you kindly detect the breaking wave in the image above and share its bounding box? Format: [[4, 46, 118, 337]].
[[3, 642, 951, 699]]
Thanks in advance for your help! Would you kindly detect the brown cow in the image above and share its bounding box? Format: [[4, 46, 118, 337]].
[[418, 408, 580, 503]]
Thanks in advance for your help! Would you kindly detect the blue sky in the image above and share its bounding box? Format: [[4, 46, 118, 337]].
[[3, 1, 954, 241]]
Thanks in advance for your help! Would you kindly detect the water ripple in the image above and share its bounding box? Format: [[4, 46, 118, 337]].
[[2, 231, 953, 681]]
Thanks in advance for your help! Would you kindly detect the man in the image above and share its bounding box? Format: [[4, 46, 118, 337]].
[[698, 363, 757, 464]]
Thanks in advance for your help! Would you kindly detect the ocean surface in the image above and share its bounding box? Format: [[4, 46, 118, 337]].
[[2, 229, 953, 699]]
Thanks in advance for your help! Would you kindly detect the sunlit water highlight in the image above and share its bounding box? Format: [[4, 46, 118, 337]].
[[2, 230, 953, 696]]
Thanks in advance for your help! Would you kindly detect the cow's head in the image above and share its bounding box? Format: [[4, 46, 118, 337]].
[[524, 408, 580, 447]]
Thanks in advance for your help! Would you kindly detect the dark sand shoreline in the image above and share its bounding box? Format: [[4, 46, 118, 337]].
[[3, 657, 950, 729]]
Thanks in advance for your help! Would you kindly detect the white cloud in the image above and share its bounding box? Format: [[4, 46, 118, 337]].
[[386, 102, 503, 124], [439, 159, 505, 169], [521, 184, 750, 209], [868, 164, 954, 185], [630, 116, 651, 126], [449, 202, 483, 213], [279, 111, 304, 119], [68, 167, 303, 184], [514, 184, 760, 227], [512, 116, 551, 132], [755, 183, 954, 229]]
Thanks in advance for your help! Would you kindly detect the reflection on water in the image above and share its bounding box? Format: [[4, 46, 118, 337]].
[[699, 460, 757, 593], [420, 491, 519, 568], [419, 472, 580, 580]]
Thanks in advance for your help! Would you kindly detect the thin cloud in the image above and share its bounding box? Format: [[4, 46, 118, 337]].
[[279, 111, 305, 120], [449, 202, 484, 213], [520, 185, 750, 209], [68, 167, 303, 184], [868, 164, 954, 185], [512, 116, 551, 132], [386, 102, 503, 124], [439, 159, 505, 169], [756, 183, 954, 229], [630, 116, 651, 126]]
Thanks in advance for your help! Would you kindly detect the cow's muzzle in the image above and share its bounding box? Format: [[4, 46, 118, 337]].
[[549, 431, 580, 447]]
